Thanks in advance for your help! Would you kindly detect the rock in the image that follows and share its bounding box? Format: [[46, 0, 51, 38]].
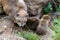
[[0, 16, 26, 40], [0, 16, 14, 34], [24, 0, 49, 17], [0, 34, 26, 40]]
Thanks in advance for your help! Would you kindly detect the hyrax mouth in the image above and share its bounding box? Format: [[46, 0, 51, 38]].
[[16, 22, 26, 27]]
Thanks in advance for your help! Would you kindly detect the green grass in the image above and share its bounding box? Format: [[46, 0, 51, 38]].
[[52, 17, 60, 40], [18, 31, 40, 40], [55, 33, 60, 40]]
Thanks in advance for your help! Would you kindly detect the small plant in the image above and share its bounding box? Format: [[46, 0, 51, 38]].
[[18, 31, 40, 40], [53, 19, 59, 27], [52, 18, 60, 40], [56, 5, 60, 12], [55, 33, 60, 40], [43, 2, 53, 13], [58, 0, 60, 3], [54, 28, 60, 40]]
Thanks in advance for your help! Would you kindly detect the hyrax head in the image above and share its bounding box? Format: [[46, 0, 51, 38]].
[[40, 19, 49, 26], [14, 9, 28, 27], [42, 15, 51, 20]]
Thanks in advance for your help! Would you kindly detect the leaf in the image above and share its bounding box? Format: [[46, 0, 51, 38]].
[[56, 5, 60, 12]]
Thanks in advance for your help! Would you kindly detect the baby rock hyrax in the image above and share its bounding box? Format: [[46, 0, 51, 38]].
[[36, 15, 51, 35]]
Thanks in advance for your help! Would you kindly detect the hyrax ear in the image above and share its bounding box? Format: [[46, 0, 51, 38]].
[[42, 15, 51, 20]]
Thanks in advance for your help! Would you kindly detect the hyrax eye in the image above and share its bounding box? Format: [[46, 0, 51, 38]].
[[16, 14, 19, 16]]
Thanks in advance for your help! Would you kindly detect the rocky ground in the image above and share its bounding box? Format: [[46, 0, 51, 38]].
[[0, 34, 26, 40]]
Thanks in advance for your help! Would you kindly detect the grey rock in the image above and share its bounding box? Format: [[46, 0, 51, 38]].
[[0, 16, 14, 33], [24, 0, 48, 17], [0, 34, 26, 40]]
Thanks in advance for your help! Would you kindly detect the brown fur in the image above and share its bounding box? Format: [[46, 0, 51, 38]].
[[36, 15, 51, 35], [42, 15, 51, 20], [1, 0, 28, 26]]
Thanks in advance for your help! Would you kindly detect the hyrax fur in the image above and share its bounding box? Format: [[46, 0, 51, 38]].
[[1, 0, 28, 27], [36, 15, 51, 35]]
